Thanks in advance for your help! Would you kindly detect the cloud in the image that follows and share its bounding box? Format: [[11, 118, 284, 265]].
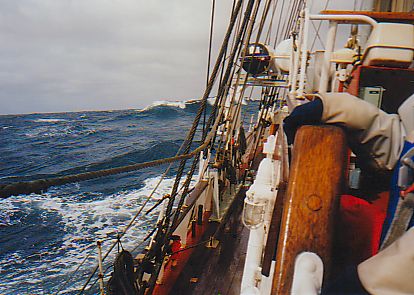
[[0, 0, 233, 114], [0, 0, 372, 114]]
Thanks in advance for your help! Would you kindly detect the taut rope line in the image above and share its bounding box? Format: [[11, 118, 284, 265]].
[[0, 139, 209, 199]]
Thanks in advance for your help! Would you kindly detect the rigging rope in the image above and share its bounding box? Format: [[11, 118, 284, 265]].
[[264, 0, 278, 44], [203, 0, 216, 135], [144, 1, 258, 293], [54, 244, 97, 295], [216, 0, 266, 159], [79, 224, 156, 295], [0, 145, 199, 198], [173, 0, 265, 255], [139, 1, 250, 293], [162, 0, 247, 242], [272, 0, 287, 47], [310, 0, 330, 51], [73, 125, 189, 294], [256, 0, 273, 43]]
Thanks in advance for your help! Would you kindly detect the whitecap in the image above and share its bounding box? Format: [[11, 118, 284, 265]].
[[0, 170, 200, 295], [0, 173, 197, 293], [33, 118, 67, 123], [138, 100, 187, 112], [138, 98, 217, 113]]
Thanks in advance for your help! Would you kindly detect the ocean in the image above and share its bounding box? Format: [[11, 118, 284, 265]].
[[0, 100, 257, 294]]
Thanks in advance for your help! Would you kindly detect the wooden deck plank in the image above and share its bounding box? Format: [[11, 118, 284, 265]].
[[170, 189, 249, 295]]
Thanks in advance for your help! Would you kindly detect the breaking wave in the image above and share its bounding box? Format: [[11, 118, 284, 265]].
[[0, 98, 257, 294], [33, 118, 68, 123], [140, 100, 187, 111], [0, 174, 179, 294], [137, 98, 215, 115]]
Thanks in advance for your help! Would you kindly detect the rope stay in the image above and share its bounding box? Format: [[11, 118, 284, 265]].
[[74, 138, 187, 294], [203, 0, 217, 136], [171, 0, 267, 231], [27, 0, 307, 293], [72, 0, 258, 293], [143, 2, 256, 293], [0, 143, 202, 199], [0, 0, 239, 199]]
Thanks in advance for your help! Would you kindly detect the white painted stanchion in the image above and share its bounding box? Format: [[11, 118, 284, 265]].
[[291, 252, 323, 295]]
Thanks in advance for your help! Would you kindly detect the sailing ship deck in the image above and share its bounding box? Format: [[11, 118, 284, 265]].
[[171, 191, 250, 295]]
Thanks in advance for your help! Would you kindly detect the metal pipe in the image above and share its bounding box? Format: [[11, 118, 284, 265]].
[[291, 13, 304, 98], [97, 240, 105, 295], [197, 204, 203, 225], [298, 8, 310, 97], [309, 14, 378, 29], [287, 37, 294, 89], [318, 21, 337, 93], [309, 14, 377, 93]]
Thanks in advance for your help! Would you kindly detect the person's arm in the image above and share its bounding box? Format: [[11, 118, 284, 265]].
[[318, 92, 405, 171], [284, 92, 405, 171]]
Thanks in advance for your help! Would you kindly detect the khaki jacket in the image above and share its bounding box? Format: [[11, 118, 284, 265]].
[[316, 93, 414, 294], [358, 228, 414, 295], [317, 92, 413, 171]]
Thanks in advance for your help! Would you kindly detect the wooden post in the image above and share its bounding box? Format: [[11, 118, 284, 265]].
[[271, 126, 347, 294], [197, 205, 204, 225], [97, 240, 105, 295], [191, 220, 197, 238]]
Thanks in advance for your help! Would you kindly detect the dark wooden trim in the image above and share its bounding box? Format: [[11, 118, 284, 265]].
[[320, 10, 414, 23], [261, 181, 287, 276]]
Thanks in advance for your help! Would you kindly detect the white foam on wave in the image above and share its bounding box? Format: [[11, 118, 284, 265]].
[[33, 118, 68, 123], [139, 100, 187, 112], [24, 125, 96, 139], [138, 97, 216, 113], [0, 174, 197, 293]]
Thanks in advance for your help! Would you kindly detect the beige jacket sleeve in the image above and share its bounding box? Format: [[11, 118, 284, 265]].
[[358, 227, 414, 294], [317, 92, 405, 171]]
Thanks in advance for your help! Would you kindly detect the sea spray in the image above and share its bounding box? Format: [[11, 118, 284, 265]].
[[0, 99, 257, 294]]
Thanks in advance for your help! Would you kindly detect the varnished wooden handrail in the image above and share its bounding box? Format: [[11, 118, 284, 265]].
[[320, 10, 414, 23], [271, 125, 348, 294]]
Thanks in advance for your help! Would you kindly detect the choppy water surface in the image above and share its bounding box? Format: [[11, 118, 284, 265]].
[[0, 100, 257, 294]]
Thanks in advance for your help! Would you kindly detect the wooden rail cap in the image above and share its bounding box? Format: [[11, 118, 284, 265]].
[[271, 125, 348, 294], [320, 10, 414, 23]]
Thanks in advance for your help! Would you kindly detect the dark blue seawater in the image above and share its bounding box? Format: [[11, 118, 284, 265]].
[[0, 100, 258, 294]]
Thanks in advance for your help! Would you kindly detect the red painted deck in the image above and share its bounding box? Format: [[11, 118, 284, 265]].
[[152, 211, 212, 295], [170, 189, 250, 295]]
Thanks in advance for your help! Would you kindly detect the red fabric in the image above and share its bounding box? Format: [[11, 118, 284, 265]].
[[401, 182, 414, 198], [338, 195, 387, 265], [171, 240, 181, 259]]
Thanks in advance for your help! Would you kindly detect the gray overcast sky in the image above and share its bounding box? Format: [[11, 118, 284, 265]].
[[0, 0, 235, 114], [0, 0, 370, 115]]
